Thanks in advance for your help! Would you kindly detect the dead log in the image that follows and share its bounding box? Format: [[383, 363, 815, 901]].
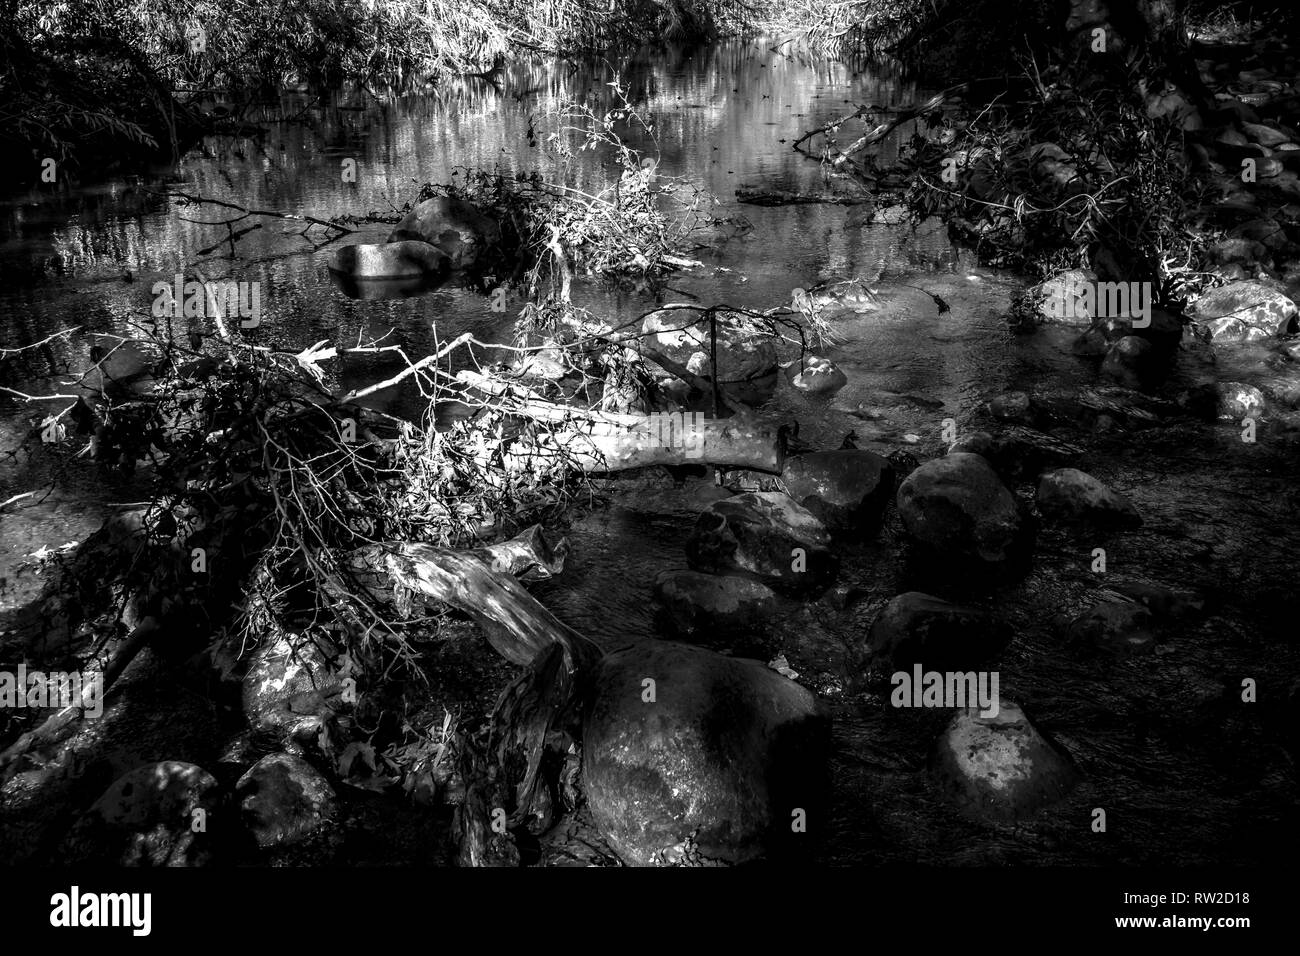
[[736, 187, 872, 206], [456, 370, 785, 473]]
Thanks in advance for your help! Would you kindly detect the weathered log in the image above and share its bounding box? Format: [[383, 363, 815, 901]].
[[456, 370, 785, 473], [736, 187, 872, 206], [346, 538, 599, 672]]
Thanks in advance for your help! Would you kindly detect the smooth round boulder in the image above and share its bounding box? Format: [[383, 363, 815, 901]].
[[61, 761, 224, 866], [867, 591, 1006, 671], [235, 753, 338, 849], [931, 702, 1081, 822], [781, 449, 894, 537], [895, 453, 1029, 571], [784, 354, 848, 396], [686, 491, 837, 592], [387, 196, 501, 269], [641, 308, 779, 406], [1036, 467, 1142, 529], [328, 240, 450, 280], [583, 641, 829, 865], [653, 569, 778, 636]]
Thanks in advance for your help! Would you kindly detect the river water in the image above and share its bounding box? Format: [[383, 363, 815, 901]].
[[1, 40, 1297, 866]]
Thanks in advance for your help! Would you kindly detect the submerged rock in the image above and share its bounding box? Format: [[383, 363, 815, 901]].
[[653, 569, 778, 636], [896, 453, 1031, 574], [235, 753, 338, 849], [866, 591, 1006, 671], [641, 309, 779, 406], [1036, 468, 1142, 529], [583, 641, 829, 865], [387, 196, 501, 270], [1066, 599, 1157, 655], [686, 491, 837, 592], [781, 449, 894, 537], [61, 761, 224, 866], [931, 702, 1081, 822]]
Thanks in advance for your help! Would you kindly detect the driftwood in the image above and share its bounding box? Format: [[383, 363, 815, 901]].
[[736, 187, 872, 206], [346, 528, 601, 862], [456, 370, 785, 473]]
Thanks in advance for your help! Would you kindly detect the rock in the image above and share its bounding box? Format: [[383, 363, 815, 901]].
[[241, 632, 344, 734], [62, 761, 224, 866], [947, 430, 995, 458], [867, 592, 1005, 671], [931, 702, 1081, 822], [1066, 599, 1156, 655], [1209, 236, 1268, 265], [781, 449, 894, 537], [1036, 468, 1142, 529], [1191, 280, 1298, 338], [235, 753, 338, 848], [895, 453, 1030, 572], [583, 641, 829, 865], [642, 309, 779, 406], [328, 241, 450, 279], [1026, 269, 1097, 326], [1241, 122, 1293, 147], [1229, 218, 1290, 251], [1134, 307, 1185, 351], [987, 391, 1037, 424], [1218, 381, 1266, 419], [686, 492, 837, 592], [653, 570, 778, 636], [387, 197, 501, 270], [784, 355, 847, 396], [1110, 582, 1204, 619], [1101, 335, 1157, 386]]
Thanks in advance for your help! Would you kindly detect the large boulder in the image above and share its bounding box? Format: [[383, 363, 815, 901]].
[[1036, 468, 1142, 529], [867, 592, 1006, 672], [895, 453, 1030, 573], [235, 753, 338, 849], [781, 449, 894, 537], [328, 240, 450, 279], [1191, 280, 1298, 340], [387, 196, 501, 270], [686, 491, 837, 592], [60, 761, 224, 866], [653, 570, 778, 636], [931, 703, 1081, 822], [641, 308, 779, 406], [583, 641, 829, 865]]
